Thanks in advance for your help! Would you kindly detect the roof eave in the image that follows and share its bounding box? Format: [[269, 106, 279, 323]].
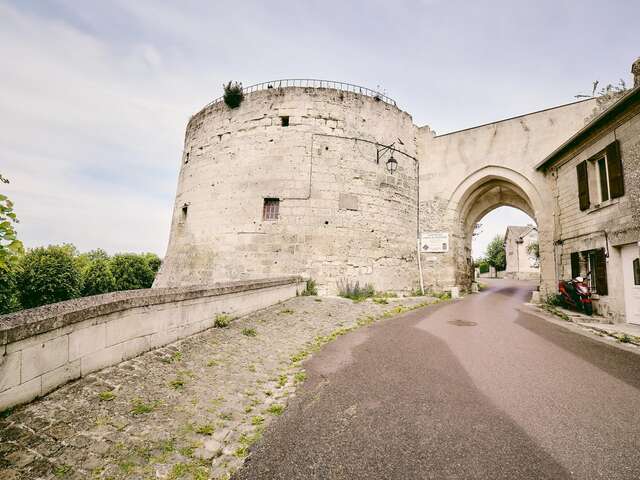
[[535, 86, 640, 171]]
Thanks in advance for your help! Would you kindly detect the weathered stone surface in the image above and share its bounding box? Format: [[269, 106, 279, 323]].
[[0, 295, 435, 480], [0, 277, 302, 411]]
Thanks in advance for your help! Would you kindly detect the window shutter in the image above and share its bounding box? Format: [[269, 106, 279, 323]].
[[593, 248, 608, 296], [576, 161, 590, 211], [570, 252, 580, 279], [606, 140, 624, 199]]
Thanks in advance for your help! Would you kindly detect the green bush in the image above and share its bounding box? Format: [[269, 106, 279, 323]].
[[0, 263, 20, 314], [301, 279, 318, 296], [223, 81, 244, 108], [16, 245, 81, 309], [81, 258, 116, 296], [142, 252, 162, 274], [110, 254, 155, 291], [337, 279, 375, 302]]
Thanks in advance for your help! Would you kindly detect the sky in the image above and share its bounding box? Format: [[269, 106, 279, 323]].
[[1, 0, 638, 257]]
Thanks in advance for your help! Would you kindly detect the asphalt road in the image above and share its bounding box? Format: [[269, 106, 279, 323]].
[[234, 280, 640, 479]]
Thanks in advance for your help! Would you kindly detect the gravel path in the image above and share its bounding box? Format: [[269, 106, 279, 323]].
[[0, 295, 435, 480]]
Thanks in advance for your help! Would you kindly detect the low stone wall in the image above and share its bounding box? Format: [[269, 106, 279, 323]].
[[0, 277, 303, 411]]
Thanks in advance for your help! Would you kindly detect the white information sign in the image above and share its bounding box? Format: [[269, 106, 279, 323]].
[[421, 232, 449, 253]]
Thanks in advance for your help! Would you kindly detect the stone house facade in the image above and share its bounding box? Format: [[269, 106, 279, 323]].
[[504, 225, 540, 281], [537, 84, 640, 323]]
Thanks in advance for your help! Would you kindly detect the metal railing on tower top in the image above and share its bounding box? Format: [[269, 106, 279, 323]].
[[201, 79, 397, 110]]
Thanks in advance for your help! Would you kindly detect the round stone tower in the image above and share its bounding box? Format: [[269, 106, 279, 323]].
[[154, 81, 421, 294]]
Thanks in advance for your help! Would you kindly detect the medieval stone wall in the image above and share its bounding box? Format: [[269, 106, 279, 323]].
[[154, 88, 420, 294], [417, 99, 597, 294]]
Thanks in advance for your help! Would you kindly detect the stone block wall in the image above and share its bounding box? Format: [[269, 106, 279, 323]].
[[0, 277, 303, 411], [155, 87, 421, 294]]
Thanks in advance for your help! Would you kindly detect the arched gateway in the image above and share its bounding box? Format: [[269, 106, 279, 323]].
[[155, 80, 597, 295]]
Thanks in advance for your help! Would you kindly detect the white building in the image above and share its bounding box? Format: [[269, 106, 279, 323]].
[[504, 225, 540, 280]]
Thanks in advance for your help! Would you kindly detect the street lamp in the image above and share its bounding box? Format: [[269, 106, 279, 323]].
[[386, 154, 398, 174]]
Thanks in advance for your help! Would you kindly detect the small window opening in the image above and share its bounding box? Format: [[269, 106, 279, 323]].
[[184, 152, 190, 164], [181, 204, 188, 220], [634, 258, 640, 286], [263, 198, 279, 221], [280, 116, 289, 127], [597, 157, 609, 202]]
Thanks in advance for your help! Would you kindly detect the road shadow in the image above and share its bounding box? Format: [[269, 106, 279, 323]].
[[515, 311, 640, 391], [234, 306, 571, 480]]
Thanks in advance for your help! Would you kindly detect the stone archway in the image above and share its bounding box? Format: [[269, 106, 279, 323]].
[[419, 165, 556, 296]]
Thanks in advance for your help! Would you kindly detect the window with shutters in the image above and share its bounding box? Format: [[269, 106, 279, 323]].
[[262, 198, 279, 221], [569, 249, 608, 295], [587, 248, 608, 295], [578, 140, 625, 210]]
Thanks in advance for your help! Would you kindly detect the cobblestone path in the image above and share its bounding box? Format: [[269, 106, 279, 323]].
[[0, 295, 434, 480]]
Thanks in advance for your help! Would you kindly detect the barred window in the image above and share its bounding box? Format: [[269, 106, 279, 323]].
[[263, 198, 279, 221]]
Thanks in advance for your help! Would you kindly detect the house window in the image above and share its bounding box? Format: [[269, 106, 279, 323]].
[[571, 248, 608, 295], [576, 140, 624, 210], [280, 116, 289, 127], [634, 258, 640, 286], [181, 204, 188, 221], [262, 198, 279, 221], [597, 156, 609, 202]]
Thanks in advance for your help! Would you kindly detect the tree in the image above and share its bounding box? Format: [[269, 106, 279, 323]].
[[526, 241, 540, 260], [485, 235, 506, 271], [81, 258, 116, 296], [141, 252, 162, 275], [75, 248, 110, 275], [0, 174, 23, 270], [110, 254, 155, 291], [16, 245, 81, 309]]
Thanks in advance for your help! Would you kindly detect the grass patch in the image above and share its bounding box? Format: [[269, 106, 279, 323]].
[[279, 308, 294, 315], [98, 390, 116, 401], [266, 404, 284, 416], [206, 359, 218, 367], [277, 374, 287, 388], [251, 415, 264, 425], [294, 371, 307, 383], [131, 399, 159, 415], [53, 464, 73, 477], [195, 423, 214, 435], [167, 462, 209, 480], [214, 314, 231, 328], [169, 377, 185, 390], [372, 297, 388, 304], [242, 327, 257, 337], [618, 333, 632, 343]]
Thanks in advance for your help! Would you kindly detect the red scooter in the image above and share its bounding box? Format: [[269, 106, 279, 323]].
[[558, 274, 593, 315]]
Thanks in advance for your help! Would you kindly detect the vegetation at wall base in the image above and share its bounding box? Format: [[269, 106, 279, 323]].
[[300, 279, 318, 296], [337, 279, 375, 302], [223, 81, 244, 109]]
